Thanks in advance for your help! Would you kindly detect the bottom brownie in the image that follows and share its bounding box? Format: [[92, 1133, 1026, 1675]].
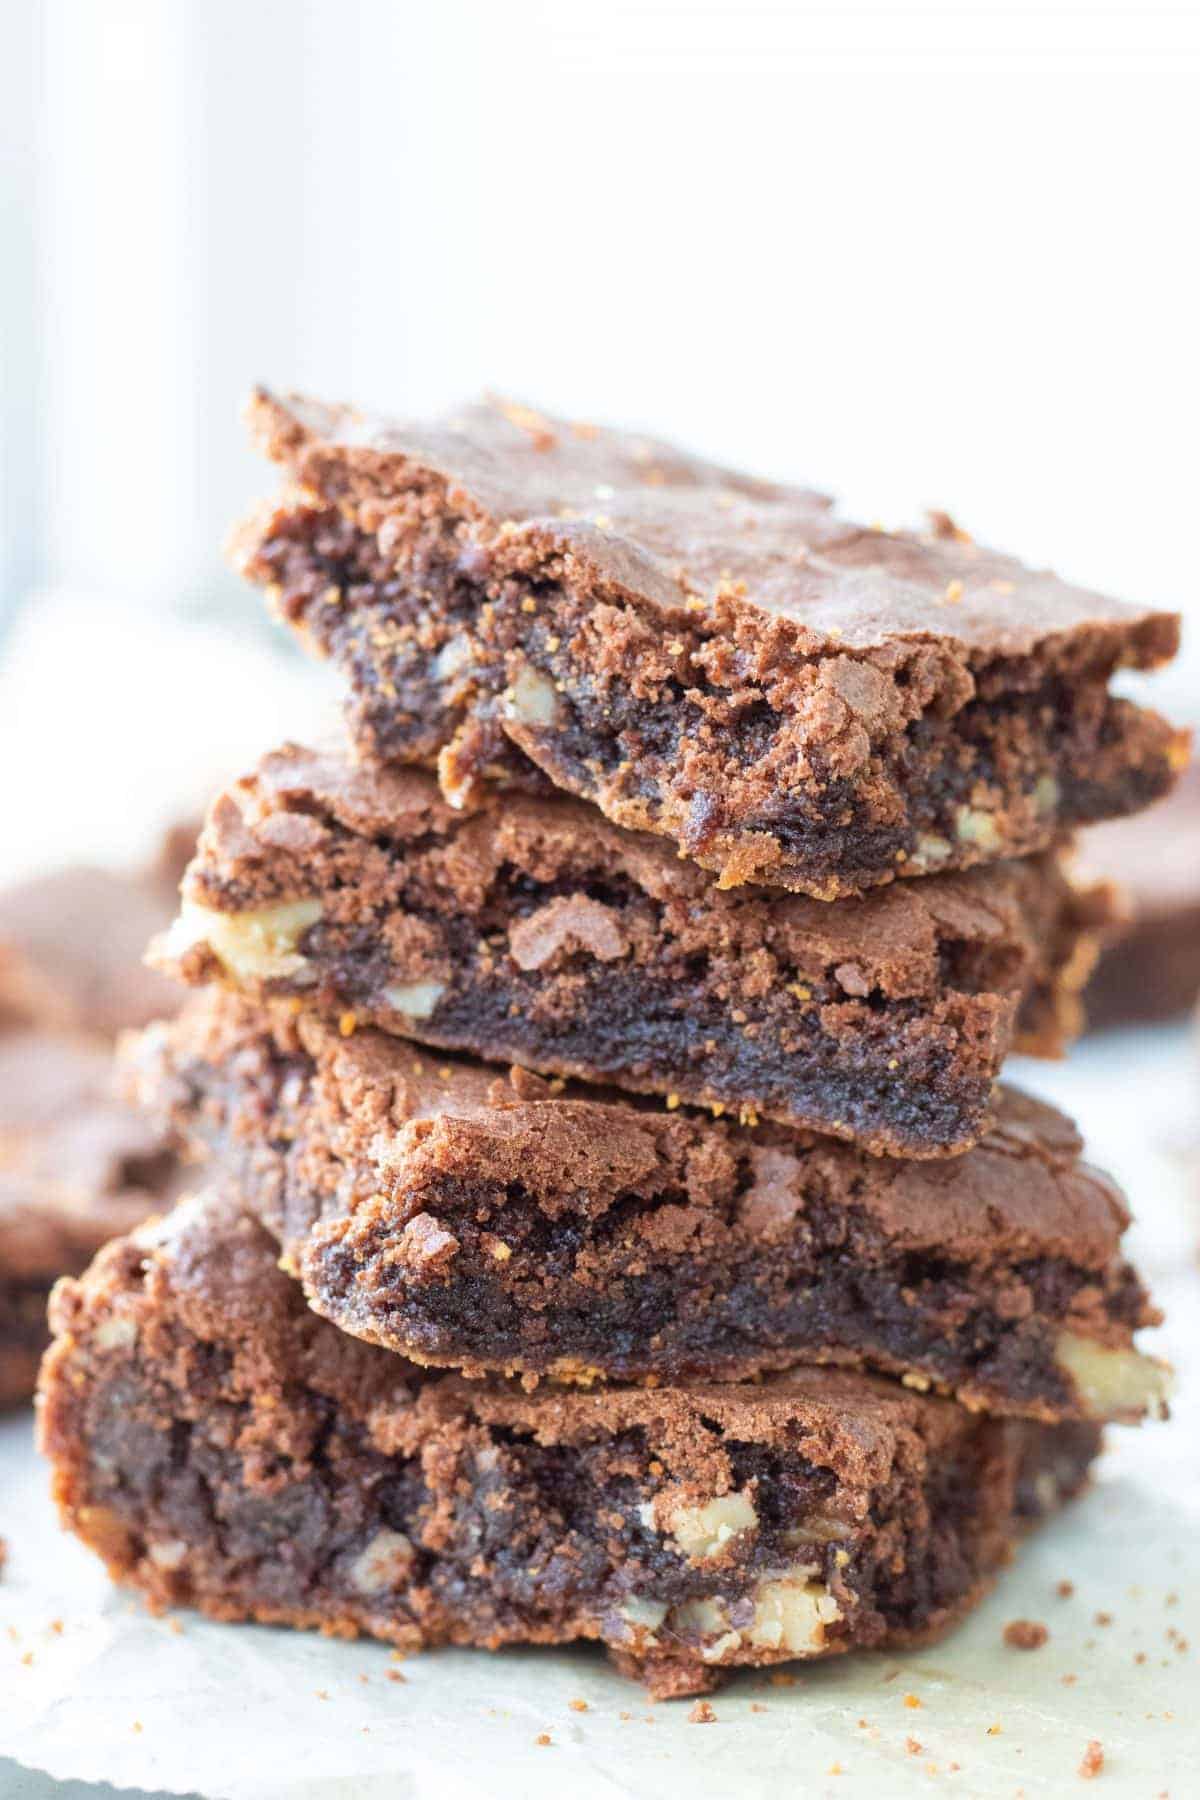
[[40, 1190, 1101, 1696]]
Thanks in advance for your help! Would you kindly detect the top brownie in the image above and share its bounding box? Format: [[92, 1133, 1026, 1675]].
[[237, 389, 1185, 898]]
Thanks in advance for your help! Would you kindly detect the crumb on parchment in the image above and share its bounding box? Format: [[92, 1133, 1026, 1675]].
[[688, 1700, 716, 1724], [1079, 1739, 1104, 1779], [1004, 1620, 1049, 1650]]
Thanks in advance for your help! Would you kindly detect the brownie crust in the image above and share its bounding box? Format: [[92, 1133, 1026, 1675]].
[[156, 745, 1111, 1158], [237, 390, 1185, 899], [40, 1190, 1102, 1696], [129, 994, 1166, 1423]]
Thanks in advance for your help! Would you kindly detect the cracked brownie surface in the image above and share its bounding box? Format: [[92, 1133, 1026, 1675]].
[[156, 743, 1111, 1157], [235, 389, 1185, 899], [128, 993, 1166, 1421], [40, 1188, 1102, 1697]]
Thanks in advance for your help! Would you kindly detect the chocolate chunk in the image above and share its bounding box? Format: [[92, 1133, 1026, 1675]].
[[234, 389, 1185, 899], [125, 993, 1167, 1423], [40, 1189, 1102, 1696], [153, 744, 1113, 1158]]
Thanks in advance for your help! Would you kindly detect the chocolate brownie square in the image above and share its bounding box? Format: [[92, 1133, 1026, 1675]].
[[127, 993, 1167, 1423], [155, 743, 1111, 1157], [235, 389, 1185, 898]]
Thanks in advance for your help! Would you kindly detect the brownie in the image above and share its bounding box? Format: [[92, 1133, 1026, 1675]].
[[0, 860, 185, 1039], [155, 744, 1111, 1158], [236, 389, 1185, 900], [128, 992, 1167, 1423], [0, 1032, 182, 1406], [1080, 761, 1200, 1028], [40, 1188, 1102, 1697]]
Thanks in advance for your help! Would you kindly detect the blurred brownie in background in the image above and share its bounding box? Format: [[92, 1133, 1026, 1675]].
[[0, 833, 195, 1039], [154, 744, 1114, 1159], [0, 1032, 184, 1406], [0, 823, 194, 1404], [1081, 761, 1200, 1028]]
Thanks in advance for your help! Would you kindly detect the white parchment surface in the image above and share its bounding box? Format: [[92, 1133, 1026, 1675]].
[[2, 1028, 1197, 1799]]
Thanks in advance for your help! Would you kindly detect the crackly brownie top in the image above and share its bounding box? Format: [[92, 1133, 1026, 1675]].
[[0, 1032, 177, 1280], [248, 388, 1179, 668], [0, 863, 182, 1039], [180, 742, 1088, 1005], [82, 1187, 979, 1477], [157, 993, 1131, 1270]]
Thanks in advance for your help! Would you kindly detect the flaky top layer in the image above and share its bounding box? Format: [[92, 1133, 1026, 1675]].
[[248, 388, 1179, 669]]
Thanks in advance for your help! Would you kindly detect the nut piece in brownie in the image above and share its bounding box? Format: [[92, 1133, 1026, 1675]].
[[236, 389, 1185, 899], [155, 743, 1111, 1158], [40, 1188, 1103, 1697], [128, 993, 1168, 1422], [0, 859, 187, 1039], [1080, 760, 1200, 1028], [0, 1033, 182, 1407]]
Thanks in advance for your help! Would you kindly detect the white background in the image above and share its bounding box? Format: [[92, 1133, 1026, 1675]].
[[1, 0, 1198, 705]]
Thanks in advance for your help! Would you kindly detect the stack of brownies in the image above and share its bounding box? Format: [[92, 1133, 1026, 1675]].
[[40, 393, 1187, 1699]]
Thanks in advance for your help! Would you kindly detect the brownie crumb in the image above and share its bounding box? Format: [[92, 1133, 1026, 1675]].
[[1079, 1739, 1104, 1779], [906, 1736, 924, 1755], [1004, 1620, 1050, 1650], [568, 1699, 588, 1713], [535, 1732, 552, 1746], [688, 1701, 716, 1724], [1057, 1580, 1075, 1598], [1094, 1612, 1113, 1627], [903, 1693, 922, 1709], [385, 1669, 406, 1684]]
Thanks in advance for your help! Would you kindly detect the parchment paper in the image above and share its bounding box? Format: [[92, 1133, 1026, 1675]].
[[2, 1025, 1197, 1799]]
